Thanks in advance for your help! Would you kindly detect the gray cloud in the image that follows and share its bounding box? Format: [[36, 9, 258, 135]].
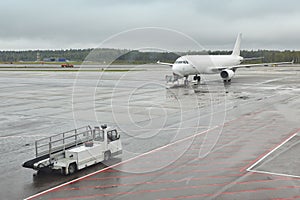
[[0, 0, 299, 50]]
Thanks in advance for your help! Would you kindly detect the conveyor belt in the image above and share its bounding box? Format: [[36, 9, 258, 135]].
[[22, 140, 86, 169]]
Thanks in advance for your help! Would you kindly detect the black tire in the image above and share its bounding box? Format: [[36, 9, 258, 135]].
[[68, 163, 77, 175], [37, 163, 45, 169], [104, 151, 111, 161]]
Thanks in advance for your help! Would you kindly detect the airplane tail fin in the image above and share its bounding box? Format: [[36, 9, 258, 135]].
[[232, 33, 242, 56]]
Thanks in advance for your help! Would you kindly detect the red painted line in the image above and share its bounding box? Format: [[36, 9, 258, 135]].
[[82, 173, 246, 186], [239, 128, 300, 172], [222, 187, 278, 195], [53, 182, 300, 200], [82, 167, 240, 182], [50, 183, 246, 199], [159, 194, 213, 200], [58, 176, 290, 193], [209, 173, 249, 179], [124, 160, 249, 172], [52, 185, 210, 200], [164, 185, 300, 200]]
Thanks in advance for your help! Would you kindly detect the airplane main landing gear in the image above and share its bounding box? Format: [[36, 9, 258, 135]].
[[193, 75, 201, 84]]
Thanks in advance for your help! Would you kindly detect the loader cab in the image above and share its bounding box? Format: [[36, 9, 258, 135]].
[[93, 126, 120, 142], [107, 129, 120, 142]]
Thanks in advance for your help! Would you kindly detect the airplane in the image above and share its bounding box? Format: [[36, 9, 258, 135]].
[[157, 33, 293, 84]]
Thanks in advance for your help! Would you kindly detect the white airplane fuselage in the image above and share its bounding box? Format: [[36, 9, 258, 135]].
[[172, 55, 243, 77]]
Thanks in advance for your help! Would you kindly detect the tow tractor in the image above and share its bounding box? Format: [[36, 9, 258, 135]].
[[22, 125, 122, 175]]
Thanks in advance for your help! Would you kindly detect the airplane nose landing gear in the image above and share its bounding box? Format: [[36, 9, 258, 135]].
[[223, 79, 231, 84], [184, 75, 189, 86]]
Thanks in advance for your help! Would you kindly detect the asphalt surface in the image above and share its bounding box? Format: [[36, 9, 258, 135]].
[[0, 64, 299, 199]]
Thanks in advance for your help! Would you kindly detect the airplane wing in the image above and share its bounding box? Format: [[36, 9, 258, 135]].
[[212, 61, 293, 72], [157, 60, 173, 67], [242, 56, 264, 61]]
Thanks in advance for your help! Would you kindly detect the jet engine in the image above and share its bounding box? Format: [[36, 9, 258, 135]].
[[220, 69, 235, 81]]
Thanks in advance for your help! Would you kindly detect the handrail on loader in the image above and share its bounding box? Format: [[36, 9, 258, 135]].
[[35, 126, 92, 158]]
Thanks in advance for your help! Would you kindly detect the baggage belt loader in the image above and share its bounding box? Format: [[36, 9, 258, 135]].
[[22, 125, 122, 175]]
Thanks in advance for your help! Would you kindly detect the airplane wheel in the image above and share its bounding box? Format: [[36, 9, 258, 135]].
[[197, 76, 201, 82]]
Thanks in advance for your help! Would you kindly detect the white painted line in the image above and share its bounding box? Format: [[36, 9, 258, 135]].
[[0, 135, 44, 139], [249, 169, 300, 179], [246, 132, 298, 171], [246, 130, 300, 179]]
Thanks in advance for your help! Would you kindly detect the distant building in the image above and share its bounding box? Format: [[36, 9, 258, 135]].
[[43, 57, 67, 62], [58, 58, 66, 62]]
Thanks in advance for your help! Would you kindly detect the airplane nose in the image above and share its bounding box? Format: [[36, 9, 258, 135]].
[[172, 64, 184, 77]]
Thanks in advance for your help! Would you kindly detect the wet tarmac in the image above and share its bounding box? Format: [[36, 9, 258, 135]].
[[0, 65, 299, 199]]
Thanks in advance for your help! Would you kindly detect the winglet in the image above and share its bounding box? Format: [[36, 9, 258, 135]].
[[232, 33, 242, 56]]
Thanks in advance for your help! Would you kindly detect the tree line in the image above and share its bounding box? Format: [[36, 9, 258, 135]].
[[0, 49, 298, 64]]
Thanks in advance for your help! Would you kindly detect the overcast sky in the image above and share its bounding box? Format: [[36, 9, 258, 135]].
[[0, 0, 299, 51]]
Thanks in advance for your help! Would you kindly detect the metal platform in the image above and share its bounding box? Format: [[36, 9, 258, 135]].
[[22, 126, 92, 169]]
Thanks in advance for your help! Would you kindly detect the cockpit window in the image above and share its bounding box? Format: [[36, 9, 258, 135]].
[[175, 60, 189, 64]]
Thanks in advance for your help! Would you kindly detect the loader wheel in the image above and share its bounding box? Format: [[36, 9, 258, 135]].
[[104, 151, 111, 161], [37, 163, 45, 169], [68, 163, 77, 175]]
